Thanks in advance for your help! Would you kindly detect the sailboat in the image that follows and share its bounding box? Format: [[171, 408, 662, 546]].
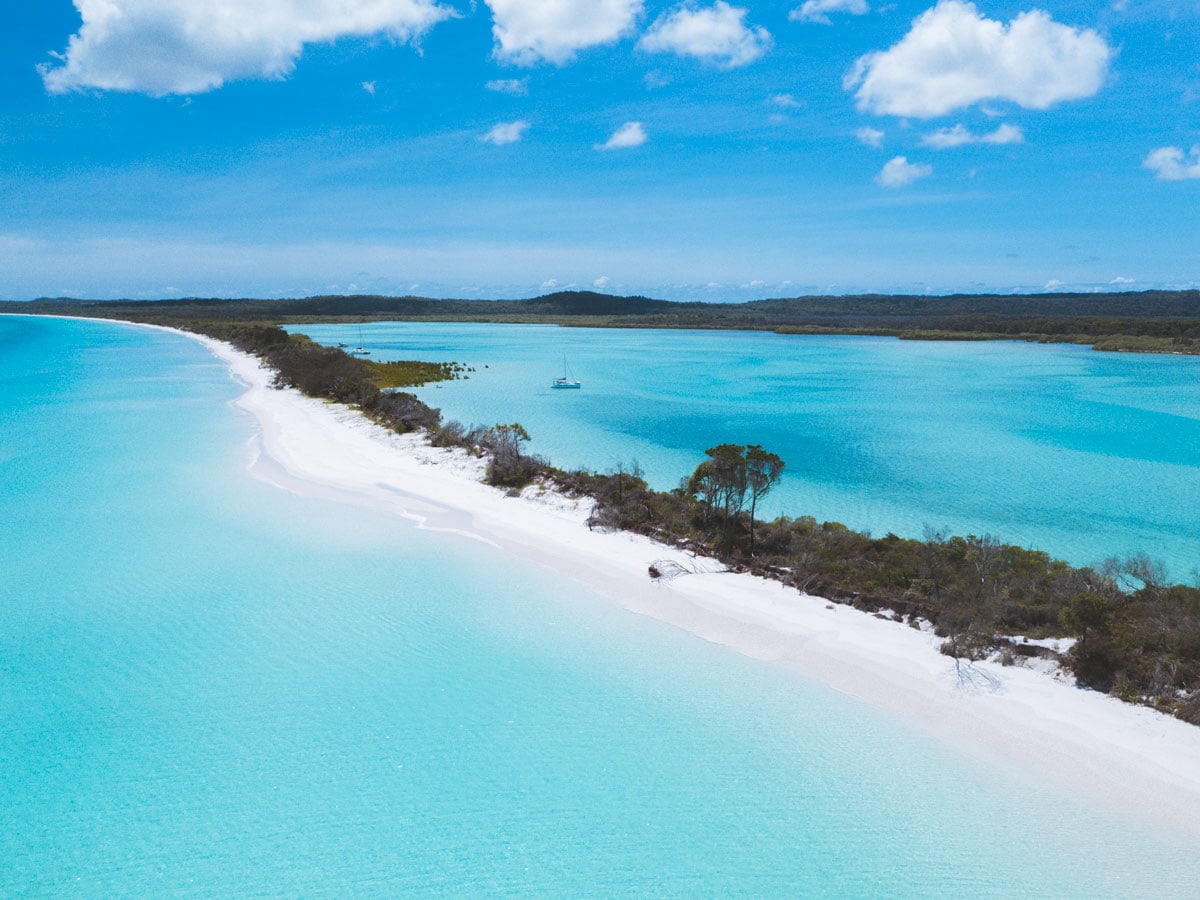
[[552, 356, 581, 389], [351, 326, 371, 356]]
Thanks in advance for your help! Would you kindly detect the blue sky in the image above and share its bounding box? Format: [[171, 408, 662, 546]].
[[1, 1, 1197, 301]]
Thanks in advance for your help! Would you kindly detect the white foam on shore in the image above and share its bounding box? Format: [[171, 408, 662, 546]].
[[48, 316, 1200, 839]]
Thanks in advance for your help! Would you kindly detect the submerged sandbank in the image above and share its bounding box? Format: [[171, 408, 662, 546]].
[[87, 318, 1200, 838]]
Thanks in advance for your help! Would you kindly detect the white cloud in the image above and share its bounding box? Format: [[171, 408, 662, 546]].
[[541, 278, 559, 289], [40, 0, 455, 96], [362, 80, 377, 95], [594, 275, 611, 288], [791, 0, 868, 25], [1143, 145, 1200, 180], [485, 78, 529, 95], [638, 2, 772, 69], [1110, 276, 1135, 285], [771, 93, 802, 108], [876, 156, 932, 188], [597, 121, 647, 150], [856, 126, 884, 147], [846, 1, 1111, 118], [481, 119, 530, 145], [485, 0, 643, 66], [920, 122, 1025, 148], [644, 69, 672, 88]]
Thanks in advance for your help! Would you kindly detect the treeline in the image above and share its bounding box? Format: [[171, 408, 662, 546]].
[[188, 321, 550, 488], [551, 462, 1200, 724], [7, 288, 1200, 355], [190, 321, 452, 433]]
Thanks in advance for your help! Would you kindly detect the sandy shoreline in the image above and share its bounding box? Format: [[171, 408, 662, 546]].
[[34, 315, 1200, 837]]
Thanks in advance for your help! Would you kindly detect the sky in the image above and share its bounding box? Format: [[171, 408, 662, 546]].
[[0, 0, 1197, 301]]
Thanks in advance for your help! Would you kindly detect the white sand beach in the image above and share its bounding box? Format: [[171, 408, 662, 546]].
[[172, 326, 1200, 838]]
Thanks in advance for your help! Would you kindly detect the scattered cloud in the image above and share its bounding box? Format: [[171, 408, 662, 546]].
[[1143, 145, 1200, 180], [644, 69, 672, 88], [481, 119, 530, 145], [791, 0, 868, 26], [594, 275, 611, 288], [485, 0, 643, 66], [541, 278, 559, 290], [920, 123, 1024, 149], [876, 156, 932, 188], [846, 0, 1111, 118], [597, 121, 647, 150], [40, 0, 455, 95], [485, 77, 529, 95], [856, 126, 885, 147], [771, 93, 802, 108], [1110, 276, 1135, 285], [1044, 278, 1067, 290], [639, 2, 772, 69], [362, 80, 377, 95]]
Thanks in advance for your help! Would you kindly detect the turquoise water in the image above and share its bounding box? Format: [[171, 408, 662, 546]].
[[295, 322, 1200, 579], [2, 315, 1198, 896]]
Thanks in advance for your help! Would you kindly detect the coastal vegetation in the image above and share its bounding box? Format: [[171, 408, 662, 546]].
[[19, 310, 1200, 726], [567, 464, 1200, 725], [7, 287, 1200, 355]]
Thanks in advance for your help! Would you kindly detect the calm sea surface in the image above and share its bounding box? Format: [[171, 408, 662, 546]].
[[295, 322, 1200, 579], [3, 315, 1197, 896]]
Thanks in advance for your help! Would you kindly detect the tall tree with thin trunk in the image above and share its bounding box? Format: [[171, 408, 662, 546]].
[[744, 444, 784, 554]]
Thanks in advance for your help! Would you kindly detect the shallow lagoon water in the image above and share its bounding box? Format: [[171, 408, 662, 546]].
[[3, 316, 1199, 896], [296, 322, 1200, 579]]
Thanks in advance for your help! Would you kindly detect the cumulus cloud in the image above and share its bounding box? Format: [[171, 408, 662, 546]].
[[856, 126, 884, 147], [921, 122, 1024, 148], [486, 77, 529, 94], [638, 2, 772, 69], [40, 0, 455, 96], [481, 119, 530, 145], [877, 156, 932, 187], [771, 93, 802, 108], [846, 1, 1111, 118], [594, 275, 611, 288], [597, 121, 647, 150], [1143, 145, 1200, 180], [791, 0, 868, 25], [486, 0, 643, 66], [362, 80, 377, 95]]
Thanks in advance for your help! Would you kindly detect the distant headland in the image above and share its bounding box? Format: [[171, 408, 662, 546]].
[[5, 288, 1200, 355]]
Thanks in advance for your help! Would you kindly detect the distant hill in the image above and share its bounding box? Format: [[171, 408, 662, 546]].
[[4, 289, 1199, 353], [7, 288, 1199, 321]]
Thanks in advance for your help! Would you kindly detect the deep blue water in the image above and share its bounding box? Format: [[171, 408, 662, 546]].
[[295, 322, 1200, 579], [3, 315, 1198, 896]]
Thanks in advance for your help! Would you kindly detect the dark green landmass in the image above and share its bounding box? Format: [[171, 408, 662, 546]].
[[5, 287, 1200, 354], [10, 304, 1198, 724]]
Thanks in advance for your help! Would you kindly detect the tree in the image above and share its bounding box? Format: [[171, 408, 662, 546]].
[[687, 443, 748, 537], [744, 444, 784, 554], [687, 443, 784, 552], [485, 423, 535, 487]]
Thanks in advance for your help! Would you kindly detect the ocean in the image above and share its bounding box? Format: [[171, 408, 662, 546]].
[[2, 315, 1197, 896]]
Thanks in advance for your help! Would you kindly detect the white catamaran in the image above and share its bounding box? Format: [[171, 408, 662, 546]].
[[552, 357, 581, 389]]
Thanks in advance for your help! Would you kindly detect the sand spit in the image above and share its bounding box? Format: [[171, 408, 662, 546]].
[[62, 317, 1200, 838]]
